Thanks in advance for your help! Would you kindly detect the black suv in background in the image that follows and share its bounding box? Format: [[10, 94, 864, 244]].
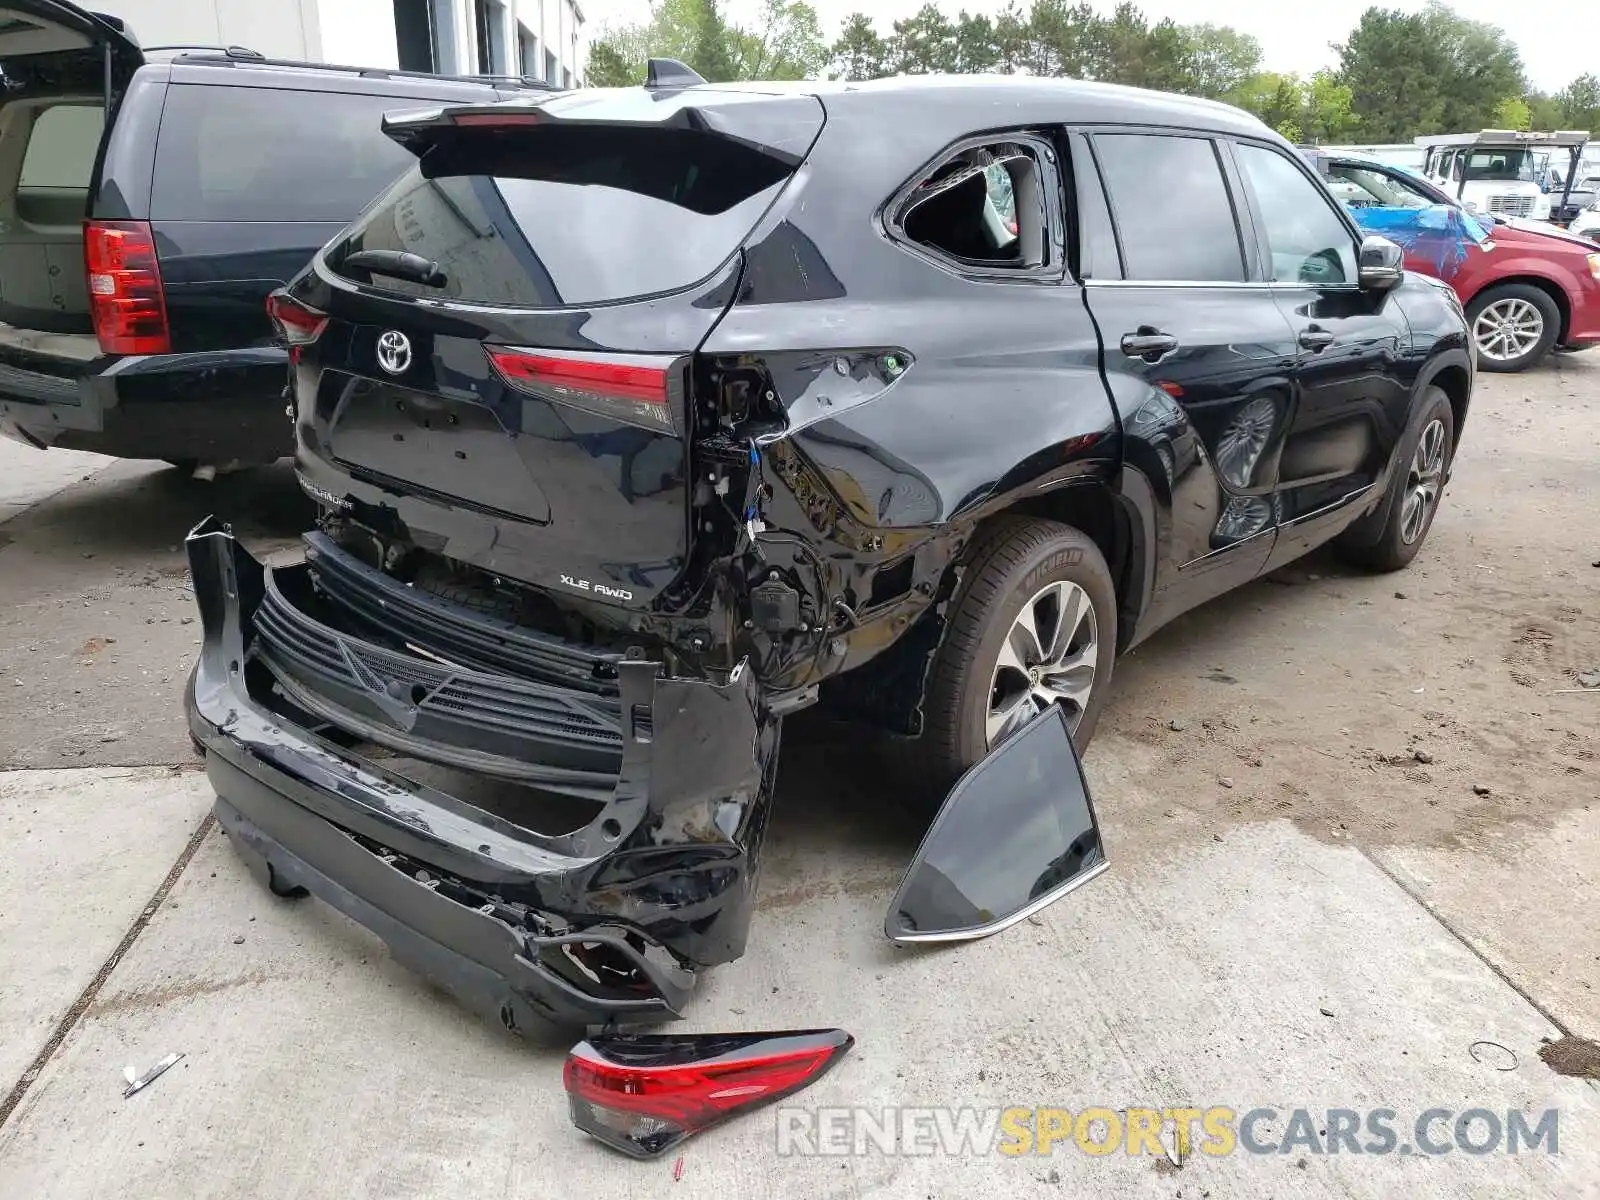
[[187, 72, 1473, 1032], [0, 0, 550, 470]]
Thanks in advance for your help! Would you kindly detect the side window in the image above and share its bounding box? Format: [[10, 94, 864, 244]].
[[896, 139, 1054, 272], [151, 85, 417, 221], [1234, 143, 1357, 287], [1092, 133, 1245, 282], [19, 105, 104, 191]]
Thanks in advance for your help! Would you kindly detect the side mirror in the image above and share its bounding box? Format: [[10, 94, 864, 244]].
[[1357, 235, 1404, 291]]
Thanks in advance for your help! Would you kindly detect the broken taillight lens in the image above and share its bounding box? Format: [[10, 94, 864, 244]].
[[84, 219, 170, 355], [266, 291, 329, 346], [486, 347, 679, 435], [564, 1029, 853, 1159]]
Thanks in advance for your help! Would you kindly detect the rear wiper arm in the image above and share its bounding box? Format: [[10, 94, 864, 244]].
[[341, 249, 448, 288]]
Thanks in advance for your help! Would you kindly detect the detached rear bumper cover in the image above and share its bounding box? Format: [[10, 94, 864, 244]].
[[185, 517, 781, 1033]]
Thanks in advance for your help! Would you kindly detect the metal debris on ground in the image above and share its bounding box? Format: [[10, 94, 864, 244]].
[[122, 1053, 184, 1098]]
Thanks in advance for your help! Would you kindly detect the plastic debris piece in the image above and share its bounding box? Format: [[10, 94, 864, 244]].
[[123, 1053, 184, 1098]]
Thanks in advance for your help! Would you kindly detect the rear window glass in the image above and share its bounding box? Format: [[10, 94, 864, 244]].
[[151, 85, 417, 221], [326, 125, 796, 307], [20, 104, 104, 189]]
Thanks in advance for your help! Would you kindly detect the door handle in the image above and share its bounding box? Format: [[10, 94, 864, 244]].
[[1299, 327, 1336, 351], [1121, 329, 1179, 361]]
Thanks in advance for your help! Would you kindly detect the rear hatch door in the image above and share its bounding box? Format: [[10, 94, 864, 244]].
[[0, 2, 142, 418], [292, 89, 823, 609]]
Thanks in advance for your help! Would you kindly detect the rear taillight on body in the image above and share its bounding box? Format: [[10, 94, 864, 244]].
[[84, 219, 170, 355], [266, 291, 329, 345], [486, 347, 679, 435], [564, 1029, 854, 1158]]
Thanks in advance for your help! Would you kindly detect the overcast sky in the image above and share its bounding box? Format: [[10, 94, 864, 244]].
[[580, 0, 1577, 92]]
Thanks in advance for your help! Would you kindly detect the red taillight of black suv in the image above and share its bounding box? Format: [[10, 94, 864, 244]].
[[84, 219, 170, 355]]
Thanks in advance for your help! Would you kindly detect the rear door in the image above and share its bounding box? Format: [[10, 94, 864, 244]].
[[1227, 139, 1412, 571], [1079, 128, 1297, 627], [289, 92, 825, 609]]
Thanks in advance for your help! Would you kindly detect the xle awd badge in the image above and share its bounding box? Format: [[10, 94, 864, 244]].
[[376, 330, 412, 376], [561, 574, 634, 601]]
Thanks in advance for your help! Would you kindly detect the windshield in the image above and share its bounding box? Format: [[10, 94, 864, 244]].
[[1461, 148, 1535, 183], [1327, 164, 1434, 209]]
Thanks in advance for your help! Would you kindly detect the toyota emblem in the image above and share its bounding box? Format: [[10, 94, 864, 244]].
[[376, 330, 413, 376]]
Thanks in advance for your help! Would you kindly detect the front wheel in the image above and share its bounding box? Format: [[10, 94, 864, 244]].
[[1335, 386, 1454, 572], [918, 518, 1117, 786], [1466, 283, 1560, 372]]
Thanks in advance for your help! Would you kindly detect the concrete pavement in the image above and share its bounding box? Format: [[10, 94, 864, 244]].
[[1, 797, 1596, 1198]]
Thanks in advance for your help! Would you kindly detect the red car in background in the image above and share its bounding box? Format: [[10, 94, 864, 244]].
[[1304, 150, 1600, 372]]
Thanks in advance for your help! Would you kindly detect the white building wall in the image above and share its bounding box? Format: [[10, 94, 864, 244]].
[[314, 0, 400, 69], [93, 0, 322, 60], [96, 0, 584, 83]]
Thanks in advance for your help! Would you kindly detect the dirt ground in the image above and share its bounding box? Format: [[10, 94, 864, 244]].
[[0, 351, 1595, 1038]]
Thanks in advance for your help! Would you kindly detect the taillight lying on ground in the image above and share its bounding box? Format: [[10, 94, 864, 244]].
[[564, 1029, 854, 1158], [266, 291, 329, 346], [84, 219, 170, 355], [486, 347, 680, 435]]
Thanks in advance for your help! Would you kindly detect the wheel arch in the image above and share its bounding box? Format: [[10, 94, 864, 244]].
[[1414, 345, 1473, 446]]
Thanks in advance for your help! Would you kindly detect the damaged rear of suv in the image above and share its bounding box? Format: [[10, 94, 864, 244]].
[[187, 83, 906, 1034], [189, 70, 1465, 1035]]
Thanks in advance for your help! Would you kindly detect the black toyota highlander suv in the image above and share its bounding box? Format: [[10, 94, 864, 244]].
[[186, 68, 1474, 1034], [0, 0, 550, 470]]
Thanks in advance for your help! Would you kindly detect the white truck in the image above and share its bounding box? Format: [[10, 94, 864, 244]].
[[1415, 129, 1590, 224]]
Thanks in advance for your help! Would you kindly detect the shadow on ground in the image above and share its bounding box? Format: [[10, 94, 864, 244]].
[[4, 458, 311, 559]]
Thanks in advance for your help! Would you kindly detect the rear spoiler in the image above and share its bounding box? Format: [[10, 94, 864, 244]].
[[379, 86, 824, 166]]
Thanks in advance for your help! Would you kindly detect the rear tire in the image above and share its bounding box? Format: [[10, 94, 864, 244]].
[[1334, 386, 1454, 573], [1466, 283, 1560, 372], [917, 517, 1117, 787]]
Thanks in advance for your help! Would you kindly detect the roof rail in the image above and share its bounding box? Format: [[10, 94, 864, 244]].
[[143, 44, 266, 59], [160, 47, 557, 90]]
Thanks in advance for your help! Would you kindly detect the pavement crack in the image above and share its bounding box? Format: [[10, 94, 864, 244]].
[[0, 809, 216, 1129], [1358, 844, 1575, 1040]]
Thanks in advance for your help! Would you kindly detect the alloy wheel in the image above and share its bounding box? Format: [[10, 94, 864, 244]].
[[1399, 418, 1447, 545], [1472, 297, 1544, 363], [987, 580, 1098, 746]]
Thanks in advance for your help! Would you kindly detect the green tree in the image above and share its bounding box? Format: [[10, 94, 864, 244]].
[[1492, 95, 1531, 131], [890, 4, 960, 74], [1335, 3, 1524, 141], [1556, 73, 1600, 131], [1182, 24, 1262, 100], [991, 2, 1032, 73], [1231, 72, 1306, 137], [1022, 0, 1100, 79], [734, 0, 828, 80], [689, 0, 739, 82], [953, 11, 1001, 74], [586, 0, 823, 86], [586, 38, 642, 87], [832, 12, 889, 81], [1526, 91, 1564, 132], [1301, 70, 1359, 142]]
